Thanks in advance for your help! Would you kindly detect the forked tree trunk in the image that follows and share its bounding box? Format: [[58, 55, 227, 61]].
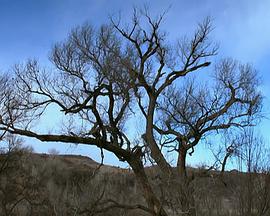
[[128, 158, 168, 216]]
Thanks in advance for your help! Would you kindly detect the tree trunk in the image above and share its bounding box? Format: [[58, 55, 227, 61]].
[[177, 145, 187, 178], [128, 158, 168, 216], [145, 96, 173, 179], [177, 144, 197, 216], [221, 152, 230, 173]]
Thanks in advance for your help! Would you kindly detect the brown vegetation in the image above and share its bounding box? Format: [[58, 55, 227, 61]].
[[0, 149, 269, 216]]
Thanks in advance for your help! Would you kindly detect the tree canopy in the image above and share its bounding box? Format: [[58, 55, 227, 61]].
[[0, 10, 262, 216]]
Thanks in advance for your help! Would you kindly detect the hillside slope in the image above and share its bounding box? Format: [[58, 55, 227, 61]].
[[0, 151, 269, 216]]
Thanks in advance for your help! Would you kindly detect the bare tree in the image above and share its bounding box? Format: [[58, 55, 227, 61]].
[[0, 9, 262, 215], [209, 131, 246, 174], [0, 134, 35, 216], [230, 129, 270, 216]]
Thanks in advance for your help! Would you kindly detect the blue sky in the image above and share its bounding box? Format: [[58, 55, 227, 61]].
[[0, 0, 269, 167]]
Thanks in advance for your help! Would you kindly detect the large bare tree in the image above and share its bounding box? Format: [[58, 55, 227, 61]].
[[0, 10, 262, 215]]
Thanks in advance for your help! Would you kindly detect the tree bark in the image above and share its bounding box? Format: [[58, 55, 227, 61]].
[[128, 158, 168, 216], [176, 144, 197, 216], [177, 144, 187, 178], [145, 96, 173, 178], [221, 152, 230, 173]]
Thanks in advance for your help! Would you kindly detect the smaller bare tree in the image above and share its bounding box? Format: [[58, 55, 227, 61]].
[[232, 129, 270, 216]]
